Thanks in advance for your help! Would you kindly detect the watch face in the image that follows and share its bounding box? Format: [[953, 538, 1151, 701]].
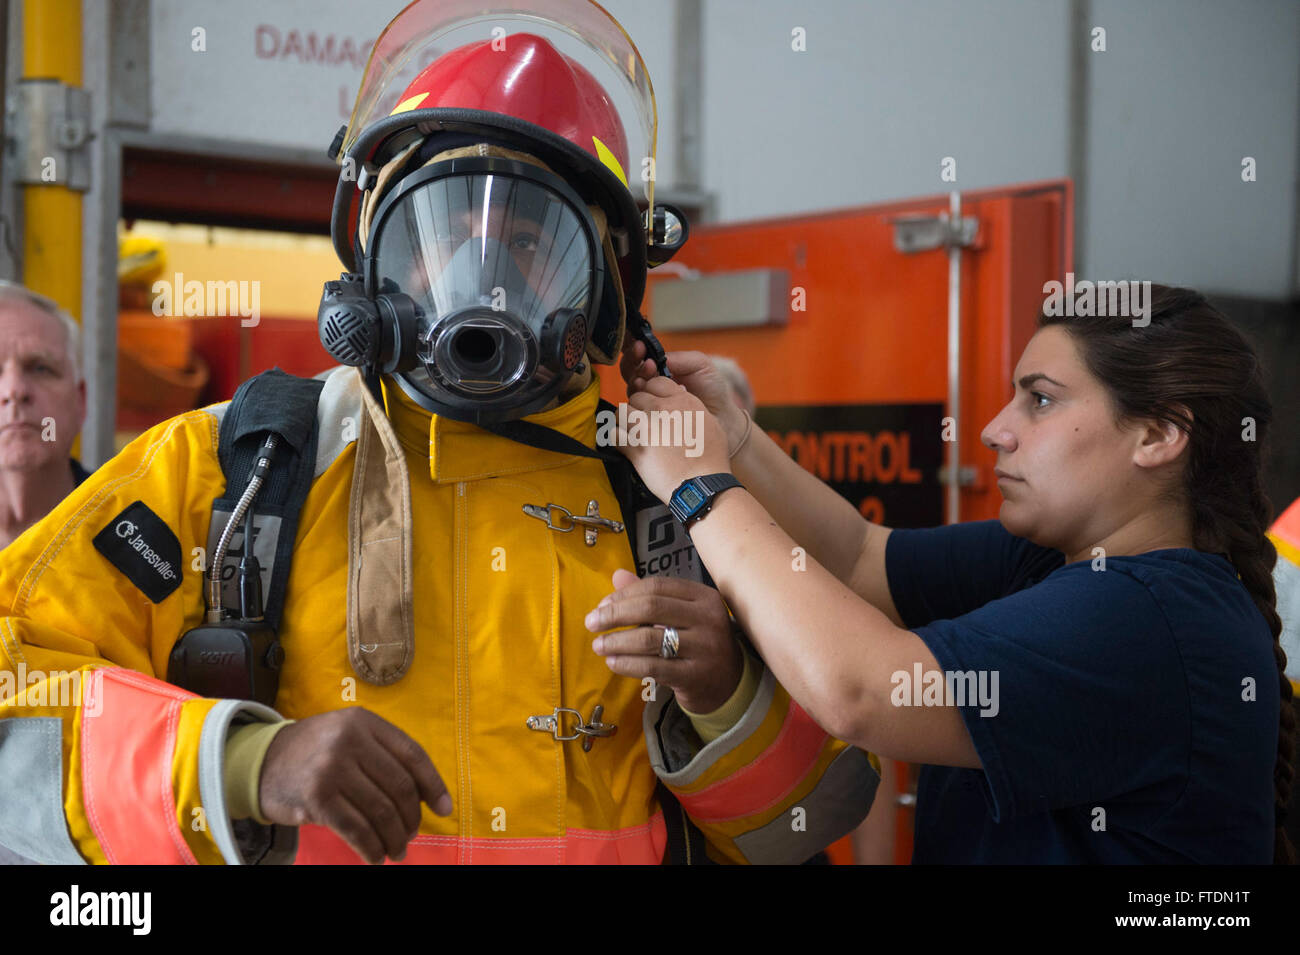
[[677, 485, 705, 512]]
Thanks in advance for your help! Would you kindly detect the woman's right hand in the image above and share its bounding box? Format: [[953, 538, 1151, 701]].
[[620, 341, 749, 455]]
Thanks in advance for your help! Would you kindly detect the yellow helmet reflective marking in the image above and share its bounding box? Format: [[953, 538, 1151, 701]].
[[592, 135, 628, 188], [390, 92, 430, 116]]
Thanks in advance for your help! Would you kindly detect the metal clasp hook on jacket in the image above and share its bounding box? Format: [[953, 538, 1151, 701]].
[[522, 501, 624, 545], [526, 705, 618, 752]]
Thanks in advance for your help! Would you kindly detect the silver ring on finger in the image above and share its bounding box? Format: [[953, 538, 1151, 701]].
[[660, 625, 681, 660]]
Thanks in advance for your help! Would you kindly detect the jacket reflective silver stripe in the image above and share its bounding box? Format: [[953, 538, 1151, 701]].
[[198, 698, 293, 865], [0, 717, 87, 864]]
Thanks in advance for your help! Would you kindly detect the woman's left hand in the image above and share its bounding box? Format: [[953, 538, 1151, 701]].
[[587, 569, 744, 714], [617, 376, 732, 503]]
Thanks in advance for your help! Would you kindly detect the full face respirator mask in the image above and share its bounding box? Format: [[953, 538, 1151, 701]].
[[318, 150, 625, 425]]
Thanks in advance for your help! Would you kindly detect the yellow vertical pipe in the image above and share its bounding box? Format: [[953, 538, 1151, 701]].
[[22, 0, 82, 319], [22, 0, 84, 458]]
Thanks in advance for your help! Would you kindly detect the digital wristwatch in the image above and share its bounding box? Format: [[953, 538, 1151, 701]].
[[668, 473, 744, 530]]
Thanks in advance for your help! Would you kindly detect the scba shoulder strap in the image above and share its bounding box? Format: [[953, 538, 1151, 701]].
[[208, 369, 325, 629], [171, 369, 325, 711]]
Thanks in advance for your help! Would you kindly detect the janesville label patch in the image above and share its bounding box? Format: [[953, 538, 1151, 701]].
[[92, 501, 183, 603]]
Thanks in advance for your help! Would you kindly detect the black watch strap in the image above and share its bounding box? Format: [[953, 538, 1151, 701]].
[[695, 473, 742, 498]]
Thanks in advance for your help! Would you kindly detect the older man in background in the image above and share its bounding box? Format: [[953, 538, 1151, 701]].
[[0, 282, 89, 866], [0, 282, 89, 550]]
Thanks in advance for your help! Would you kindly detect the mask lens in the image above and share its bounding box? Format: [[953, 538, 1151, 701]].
[[372, 173, 594, 326]]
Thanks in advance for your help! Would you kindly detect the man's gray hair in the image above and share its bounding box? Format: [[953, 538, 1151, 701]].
[[0, 280, 83, 384]]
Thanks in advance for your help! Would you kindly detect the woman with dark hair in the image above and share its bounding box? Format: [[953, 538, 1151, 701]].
[[590, 285, 1292, 863]]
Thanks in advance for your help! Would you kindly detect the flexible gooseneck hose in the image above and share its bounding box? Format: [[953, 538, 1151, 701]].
[[206, 434, 279, 623]]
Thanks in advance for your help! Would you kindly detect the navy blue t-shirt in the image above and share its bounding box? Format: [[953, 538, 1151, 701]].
[[885, 520, 1278, 863]]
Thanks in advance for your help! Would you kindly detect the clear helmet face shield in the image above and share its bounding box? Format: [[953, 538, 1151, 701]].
[[366, 157, 602, 421], [341, 0, 657, 210]]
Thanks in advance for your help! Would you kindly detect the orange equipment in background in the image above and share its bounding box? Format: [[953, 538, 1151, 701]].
[[115, 236, 211, 432], [112, 232, 337, 438], [116, 311, 209, 431]]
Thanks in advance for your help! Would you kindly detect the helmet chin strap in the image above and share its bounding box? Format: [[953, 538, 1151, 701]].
[[363, 365, 386, 409]]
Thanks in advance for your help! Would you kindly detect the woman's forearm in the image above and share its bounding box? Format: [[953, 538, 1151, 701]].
[[684, 486, 890, 743], [730, 421, 873, 584], [682, 487, 978, 768]]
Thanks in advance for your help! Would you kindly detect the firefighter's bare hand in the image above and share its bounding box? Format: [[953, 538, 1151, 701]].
[[258, 708, 453, 865], [620, 343, 749, 453], [587, 569, 745, 715]]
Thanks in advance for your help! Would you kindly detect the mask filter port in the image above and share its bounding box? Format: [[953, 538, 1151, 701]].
[[432, 311, 533, 395], [454, 326, 498, 367]]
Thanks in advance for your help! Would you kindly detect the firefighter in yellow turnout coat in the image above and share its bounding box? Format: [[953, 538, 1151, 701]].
[[0, 1, 877, 864]]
